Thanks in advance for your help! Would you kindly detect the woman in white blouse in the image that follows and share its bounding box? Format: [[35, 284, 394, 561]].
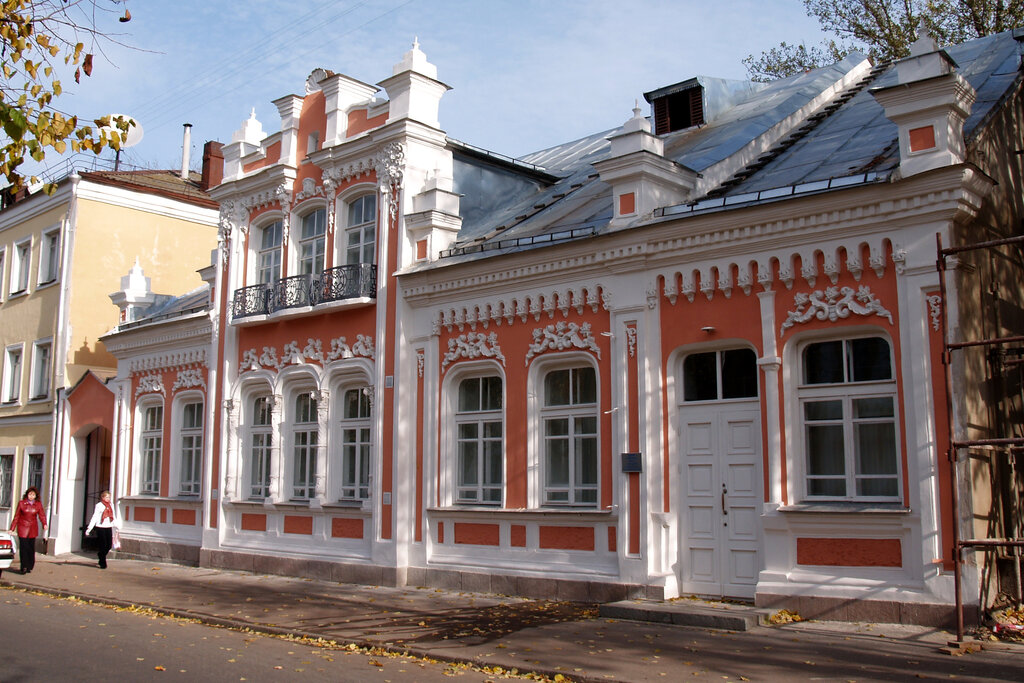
[[85, 490, 121, 569]]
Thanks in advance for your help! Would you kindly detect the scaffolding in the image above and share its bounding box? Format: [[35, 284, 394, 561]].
[[937, 233, 1024, 643]]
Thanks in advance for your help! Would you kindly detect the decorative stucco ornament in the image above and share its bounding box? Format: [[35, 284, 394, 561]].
[[779, 285, 894, 338]]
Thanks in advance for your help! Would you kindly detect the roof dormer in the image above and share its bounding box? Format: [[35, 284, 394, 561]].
[[644, 78, 704, 134]]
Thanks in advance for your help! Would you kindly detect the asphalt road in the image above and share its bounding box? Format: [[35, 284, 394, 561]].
[[0, 590, 510, 682]]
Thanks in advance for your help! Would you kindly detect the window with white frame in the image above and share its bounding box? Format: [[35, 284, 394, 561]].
[[10, 239, 30, 294], [345, 194, 376, 265], [541, 365, 598, 506], [26, 451, 43, 493], [38, 228, 60, 284], [339, 387, 371, 500], [30, 340, 51, 400], [178, 400, 203, 495], [3, 345, 23, 403], [0, 247, 6, 300], [455, 375, 503, 505], [256, 220, 283, 285], [0, 453, 13, 507], [139, 402, 163, 495], [291, 391, 318, 500], [248, 395, 273, 499], [297, 209, 327, 275], [798, 335, 900, 500]]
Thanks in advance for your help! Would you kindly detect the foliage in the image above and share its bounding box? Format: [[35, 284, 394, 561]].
[[0, 0, 132, 195], [745, 0, 1024, 81]]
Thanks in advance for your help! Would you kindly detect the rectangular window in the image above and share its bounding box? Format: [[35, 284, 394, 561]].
[[298, 209, 327, 275], [249, 396, 272, 499], [10, 239, 30, 294], [455, 376, 503, 504], [346, 195, 376, 265], [257, 220, 284, 285], [340, 388, 371, 500], [800, 337, 899, 500], [292, 392, 318, 500], [38, 228, 60, 284], [0, 248, 6, 301], [26, 452, 43, 492], [30, 340, 51, 400], [141, 404, 163, 495], [542, 367, 598, 506], [0, 454, 13, 507], [179, 401, 203, 495], [3, 345, 23, 403]]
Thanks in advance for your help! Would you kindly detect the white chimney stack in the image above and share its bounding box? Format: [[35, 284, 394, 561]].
[[181, 123, 192, 179]]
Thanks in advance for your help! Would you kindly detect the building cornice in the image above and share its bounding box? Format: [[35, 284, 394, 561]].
[[75, 179, 219, 226]]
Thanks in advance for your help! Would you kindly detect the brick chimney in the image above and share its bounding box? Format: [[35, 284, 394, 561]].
[[201, 141, 224, 190]]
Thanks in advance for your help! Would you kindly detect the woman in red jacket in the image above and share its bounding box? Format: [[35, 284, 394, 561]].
[[9, 486, 47, 574]]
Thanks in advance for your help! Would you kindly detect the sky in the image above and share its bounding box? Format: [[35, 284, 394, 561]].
[[29, 0, 831, 179]]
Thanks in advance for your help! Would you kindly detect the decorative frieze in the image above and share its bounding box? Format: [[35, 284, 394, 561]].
[[434, 285, 606, 334], [375, 142, 405, 220], [135, 374, 165, 397], [625, 326, 637, 358], [241, 335, 375, 373], [442, 332, 506, 370], [779, 285, 894, 338], [128, 349, 207, 374], [172, 368, 207, 393], [525, 321, 602, 365]]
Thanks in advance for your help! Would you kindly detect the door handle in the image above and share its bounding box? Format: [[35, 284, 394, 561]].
[[721, 485, 728, 515]]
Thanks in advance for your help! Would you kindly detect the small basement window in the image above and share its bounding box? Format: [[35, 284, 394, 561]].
[[648, 83, 704, 135]]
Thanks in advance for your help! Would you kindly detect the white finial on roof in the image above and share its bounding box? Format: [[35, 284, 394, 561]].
[[232, 108, 265, 145], [621, 99, 650, 134], [393, 36, 437, 79]]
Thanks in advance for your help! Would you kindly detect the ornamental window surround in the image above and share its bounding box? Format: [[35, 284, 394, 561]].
[[454, 375, 504, 505], [793, 333, 901, 502]]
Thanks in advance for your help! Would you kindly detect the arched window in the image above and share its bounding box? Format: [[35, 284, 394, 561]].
[[177, 399, 203, 495], [291, 391, 318, 500], [139, 401, 164, 495], [798, 335, 899, 500], [298, 209, 327, 275], [339, 387, 371, 500], [541, 365, 598, 506], [455, 375, 503, 505], [345, 195, 376, 265], [248, 395, 273, 499], [256, 220, 283, 284]]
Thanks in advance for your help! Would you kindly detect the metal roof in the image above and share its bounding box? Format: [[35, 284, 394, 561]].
[[426, 30, 1022, 271]]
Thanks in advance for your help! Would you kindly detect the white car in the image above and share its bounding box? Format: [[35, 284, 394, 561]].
[[0, 530, 15, 577]]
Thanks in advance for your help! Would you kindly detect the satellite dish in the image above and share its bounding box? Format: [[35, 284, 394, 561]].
[[102, 114, 144, 148]]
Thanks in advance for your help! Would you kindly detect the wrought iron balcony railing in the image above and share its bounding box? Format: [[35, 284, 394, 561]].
[[231, 263, 377, 320]]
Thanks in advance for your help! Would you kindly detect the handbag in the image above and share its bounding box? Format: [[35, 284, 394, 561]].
[[112, 528, 121, 550]]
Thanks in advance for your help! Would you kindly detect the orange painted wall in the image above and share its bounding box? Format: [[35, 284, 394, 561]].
[[331, 517, 364, 539], [797, 537, 902, 567], [510, 524, 526, 547], [134, 506, 155, 522], [347, 108, 388, 138], [539, 525, 595, 551], [172, 509, 197, 526], [235, 307, 377, 364], [454, 522, 500, 546], [243, 140, 282, 174], [283, 515, 313, 535], [241, 513, 267, 531], [67, 372, 115, 435]]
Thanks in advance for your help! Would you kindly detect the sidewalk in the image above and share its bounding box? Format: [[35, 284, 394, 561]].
[[3, 553, 1022, 682]]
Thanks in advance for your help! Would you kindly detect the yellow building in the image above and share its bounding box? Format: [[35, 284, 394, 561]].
[[0, 169, 219, 550]]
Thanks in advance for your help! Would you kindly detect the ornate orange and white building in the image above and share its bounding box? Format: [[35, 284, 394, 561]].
[[88, 31, 1024, 624]]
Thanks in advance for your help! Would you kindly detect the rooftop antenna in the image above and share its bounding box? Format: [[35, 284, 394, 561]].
[[102, 114, 144, 171]]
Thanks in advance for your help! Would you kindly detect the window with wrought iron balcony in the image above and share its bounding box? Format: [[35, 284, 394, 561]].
[[231, 199, 378, 321]]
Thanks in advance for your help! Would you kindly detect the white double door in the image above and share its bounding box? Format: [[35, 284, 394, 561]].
[[677, 402, 762, 599]]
